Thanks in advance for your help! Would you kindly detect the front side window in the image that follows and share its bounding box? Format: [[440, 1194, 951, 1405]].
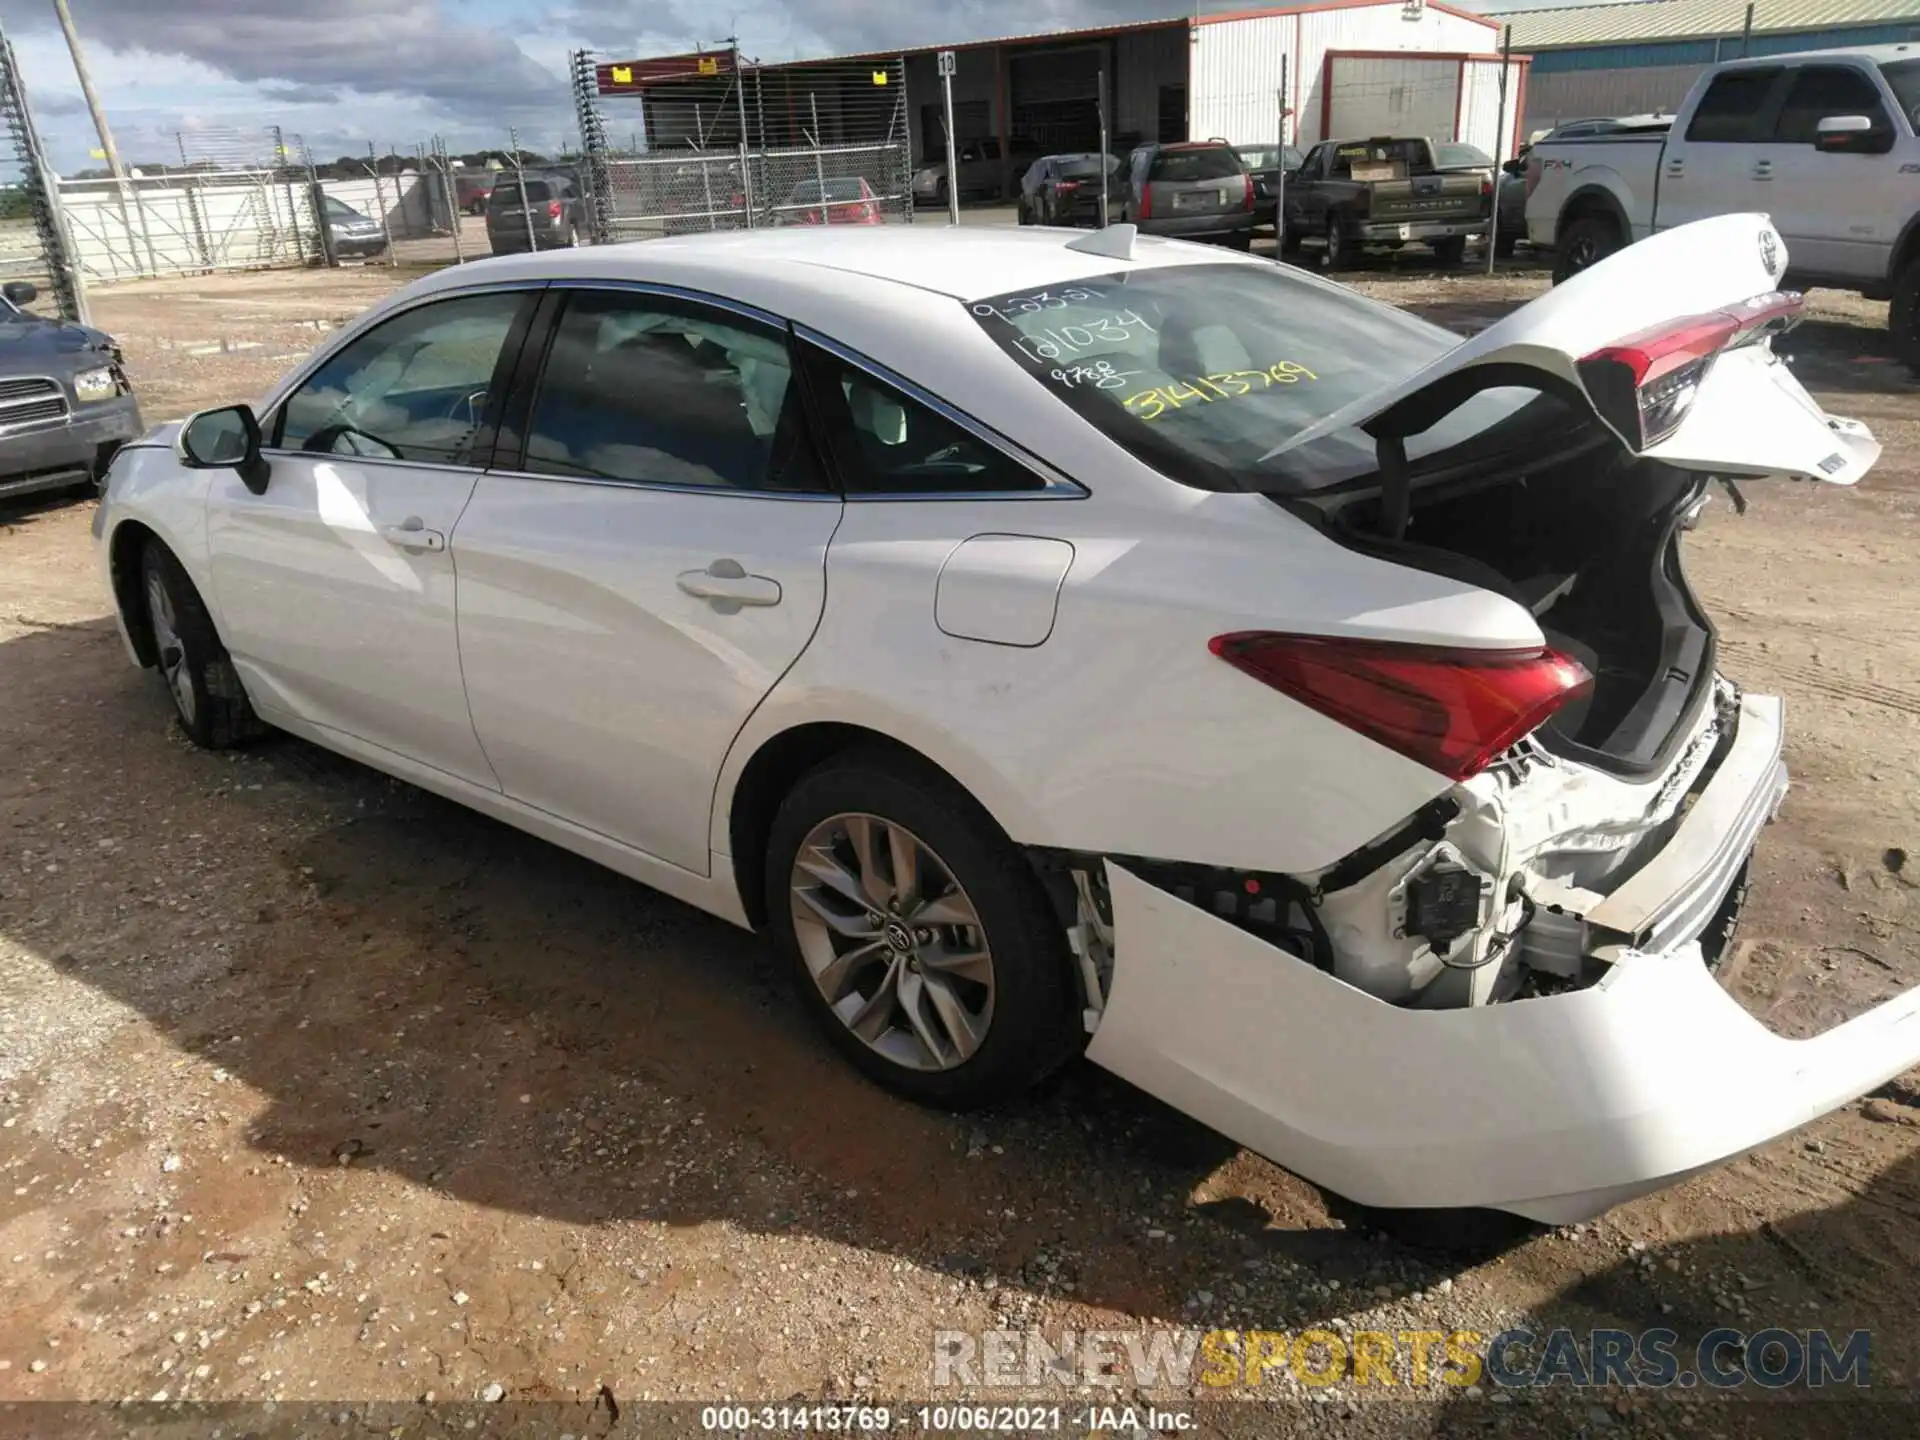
[[967, 264, 1575, 495], [1685, 69, 1781, 142], [520, 290, 821, 493], [275, 290, 528, 462], [1772, 65, 1891, 143]]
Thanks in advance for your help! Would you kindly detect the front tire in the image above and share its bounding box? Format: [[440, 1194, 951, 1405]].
[[1551, 214, 1621, 285], [1890, 259, 1920, 376], [138, 543, 263, 750], [765, 752, 1077, 1110]]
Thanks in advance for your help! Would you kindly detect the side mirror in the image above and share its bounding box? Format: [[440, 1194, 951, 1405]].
[[2, 279, 37, 307], [180, 403, 271, 495], [1814, 114, 1890, 154]]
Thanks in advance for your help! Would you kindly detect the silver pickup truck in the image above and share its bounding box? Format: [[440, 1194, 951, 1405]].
[[1524, 45, 1920, 368]]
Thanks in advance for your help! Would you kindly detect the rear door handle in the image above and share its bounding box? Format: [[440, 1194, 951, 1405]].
[[379, 516, 446, 553], [677, 558, 782, 612]]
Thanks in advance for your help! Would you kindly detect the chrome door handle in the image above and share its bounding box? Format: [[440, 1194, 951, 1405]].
[[677, 559, 781, 611], [379, 517, 446, 553], [1752, 161, 1773, 179]]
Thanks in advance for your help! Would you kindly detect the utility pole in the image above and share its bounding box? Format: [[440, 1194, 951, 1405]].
[[50, 0, 125, 181]]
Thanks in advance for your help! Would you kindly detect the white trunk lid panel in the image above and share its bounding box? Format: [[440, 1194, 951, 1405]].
[[1263, 212, 1874, 485]]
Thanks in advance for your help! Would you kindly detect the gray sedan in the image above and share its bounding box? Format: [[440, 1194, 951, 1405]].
[[0, 280, 144, 503]]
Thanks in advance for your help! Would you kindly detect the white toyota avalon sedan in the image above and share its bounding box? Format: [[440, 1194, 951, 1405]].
[[94, 215, 1919, 1225]]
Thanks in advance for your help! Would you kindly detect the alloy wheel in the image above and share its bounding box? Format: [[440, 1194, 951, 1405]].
[[145, 572, 196, 725], [788, 812, 995, 1073]]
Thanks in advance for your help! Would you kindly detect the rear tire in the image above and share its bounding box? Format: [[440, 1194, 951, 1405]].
[[1324, 218, 1353, 271], [1279, 224, 1304, 258], [1890, 259, 1920, 376], [1430, 236, 1466, 267], [137, 543, 264, 750], [1495, 230, 1518, 259], [765, 750, 1079, 1110], [1227, 231, 1253, 252], [1551, 214, 1621, 285]]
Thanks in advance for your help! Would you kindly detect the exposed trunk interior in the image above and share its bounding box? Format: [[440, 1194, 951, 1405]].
[[1319, 446, 1716, 775]]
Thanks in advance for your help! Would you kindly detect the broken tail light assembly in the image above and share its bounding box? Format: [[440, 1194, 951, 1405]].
[[1577, 290, 1804, 450], [1208, 633, 1593, 783]]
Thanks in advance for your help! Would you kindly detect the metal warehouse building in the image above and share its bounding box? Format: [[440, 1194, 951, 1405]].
[[1504, 0, 1920, 134], [624, 2, 1533, 168]]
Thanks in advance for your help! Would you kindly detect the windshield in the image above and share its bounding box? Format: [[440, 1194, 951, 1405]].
[[324, 197, 362, 219], [1880, 58, 1920, 129], [966, 264, 1564, 494], [1435, 143, 1492, 168], [1149, 146, 1243, 181], [1329, 139, 1432, 177], [1236, 146, 1281, 170]]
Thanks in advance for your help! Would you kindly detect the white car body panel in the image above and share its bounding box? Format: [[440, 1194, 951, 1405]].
[[94, 221, 1920, 1224], [451, 475, 842, 877]]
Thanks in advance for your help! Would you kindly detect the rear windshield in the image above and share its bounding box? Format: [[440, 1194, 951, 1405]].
[[1057, 155, 1114, 179], [790, 179, 865, 202], [1435, 143, 1492, 168], [1149, 146, 1244, 182], [1880, 58, 1920, 128], [1329, 139, 1432, 177], [1235, 146, 1281, 170], [967, 263, 1562, 494], [491, 180, 552, 205]]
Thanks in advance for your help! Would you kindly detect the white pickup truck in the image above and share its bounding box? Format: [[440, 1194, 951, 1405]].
[[1525, 44, 1920, 367]]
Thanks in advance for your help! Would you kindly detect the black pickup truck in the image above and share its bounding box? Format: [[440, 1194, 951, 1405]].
[[1281, 136, 1489, 269]]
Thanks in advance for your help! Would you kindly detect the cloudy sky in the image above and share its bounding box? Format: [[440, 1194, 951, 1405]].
[[1, 0, 1576, 174]]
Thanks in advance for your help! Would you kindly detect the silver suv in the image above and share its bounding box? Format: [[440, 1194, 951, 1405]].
[[1117, 141, 1257, 249]]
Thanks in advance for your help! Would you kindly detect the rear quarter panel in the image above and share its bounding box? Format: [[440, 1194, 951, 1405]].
[[1526, 144, 1657, 246]]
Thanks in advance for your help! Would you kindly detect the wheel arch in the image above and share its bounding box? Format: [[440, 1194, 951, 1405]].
[[106, 517, 165, 667], [1889, 210, 1920, 288], [1556, 183, 1631, 246], [719, 717, 1048, 932]]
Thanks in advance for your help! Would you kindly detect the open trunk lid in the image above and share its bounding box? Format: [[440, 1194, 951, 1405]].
[[1261, 213, 1878, 486]]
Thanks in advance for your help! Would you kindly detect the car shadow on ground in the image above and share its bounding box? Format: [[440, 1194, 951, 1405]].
[[4, 613, 1539, 1340], [1426, 1147, 1920, 1437]]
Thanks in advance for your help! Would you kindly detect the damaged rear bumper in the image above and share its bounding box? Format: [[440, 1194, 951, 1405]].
[[1085, 692, 1920, 1224]]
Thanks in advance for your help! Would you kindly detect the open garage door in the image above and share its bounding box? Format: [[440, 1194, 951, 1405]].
[[1011, 47, 1103, 154], [1324, 54, 1461, 144]]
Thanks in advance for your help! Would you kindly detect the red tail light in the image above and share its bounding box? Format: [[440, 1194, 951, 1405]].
[[1243, 173, 1255, 211], [1057, 179, 1082, 193], [1209, 633, 1592, 782], [1578, 291, 1802, 447], [1480, 176, 1493, 199], [546, 200, 562, 218], [1138, 184, 1152, 220]]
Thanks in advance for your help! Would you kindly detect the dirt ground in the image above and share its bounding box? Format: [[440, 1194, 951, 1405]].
[[2, 248, 1919, 1436]]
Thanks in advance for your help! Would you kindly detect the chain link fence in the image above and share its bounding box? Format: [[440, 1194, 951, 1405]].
[[573, 49, 915, 240]]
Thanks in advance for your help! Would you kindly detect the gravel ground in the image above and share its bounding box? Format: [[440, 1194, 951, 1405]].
[[2, 248, 1918, 1438]]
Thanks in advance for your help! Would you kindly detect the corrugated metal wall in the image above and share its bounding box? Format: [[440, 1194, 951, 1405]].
[[1325, 55, 1461, 143], [1459, 57, 1522, 157], [1191, 12, 1299, 147], [1521, 62, 1704, 132], [1294, 4, 1504, 145], [1113, 25, 1192, 145]]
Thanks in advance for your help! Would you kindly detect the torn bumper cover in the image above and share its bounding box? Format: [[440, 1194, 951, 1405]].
[[1086, 693, 1920, 1224]]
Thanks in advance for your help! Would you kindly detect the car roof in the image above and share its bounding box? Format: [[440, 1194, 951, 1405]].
[[1712, 42, 1916, 69], [408, 226, 1252, 307]]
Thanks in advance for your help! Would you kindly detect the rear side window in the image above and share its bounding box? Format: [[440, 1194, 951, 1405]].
[[492, 180, 552, 205], [521, 291, 822, 493], [1772, 65, 1890, 143], [967, 264, 1566, 494], [800, 342, 1047, 496], [1149, 146, 1243, 182], [1685, 69, 1781, 142]]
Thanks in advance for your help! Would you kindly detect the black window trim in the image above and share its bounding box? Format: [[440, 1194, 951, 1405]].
[[487, 278, 840, 503], [260, 280, 547, 473], [793, 323, 1088, 502]]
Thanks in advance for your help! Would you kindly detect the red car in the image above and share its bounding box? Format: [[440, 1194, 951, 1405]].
[[779, 177, 881, 225]]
